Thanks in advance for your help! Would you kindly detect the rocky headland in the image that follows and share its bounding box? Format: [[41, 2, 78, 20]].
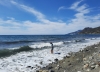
[[79, 26, 100, 34], [67, 26, 100, 35]]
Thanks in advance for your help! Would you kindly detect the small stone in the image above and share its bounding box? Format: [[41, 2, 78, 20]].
[[26, 66, 31, 68], [68, 63, 71, 66], [55, 66, 59, 70], [48, 66, 53, 70], [98, 62, 100, 66], [83, 64, 89, 68], [68, 60, 70, 62], [27, 55, 32, 57], [42, 70, 49, 72], [48, 59, 52, 61], [57, 64, 59, 67], [36, 70, 39, 72], [54, 58, 58, 62], [40, 61, 43, 65], [77, 71, 81, 72], [89, 56, 94, 60], [55, 64, 60, 70], [95, 64, 99, 68], [83, 58, 87, 61], [63, 56, 66, 59], [12, 59, 16, 62], [85, 49, 89, 52], [55, 67, 58, 69], [90, 65, 95, 70], [38, 70, 42, 72], [31, 67, 34, 69], [95, 47, 98, 48], [76, 58, 79, 61], [64, 70, 66, 72], [86, 68, 90, 71], [49, 70, 55, 72], [66, 55, 70, 58], [91, 62, 96, 65]]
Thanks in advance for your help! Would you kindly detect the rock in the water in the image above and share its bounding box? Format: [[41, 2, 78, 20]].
[[40, 61, 43, 65], [26, 66, 31, 68]]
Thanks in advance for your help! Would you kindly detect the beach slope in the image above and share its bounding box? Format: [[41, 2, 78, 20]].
[[39, 43, 100, 72]]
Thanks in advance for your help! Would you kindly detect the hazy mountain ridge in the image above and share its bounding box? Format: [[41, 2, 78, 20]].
[[67, 26, 100, 35], [67, 30, 82, 35], [79, 26, 100, 34]]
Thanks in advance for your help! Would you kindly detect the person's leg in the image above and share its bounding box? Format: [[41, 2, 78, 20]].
[[51, 49, 53, 54]]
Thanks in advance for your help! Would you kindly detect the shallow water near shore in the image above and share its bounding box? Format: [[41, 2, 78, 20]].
[[0, 34, 100, 72]]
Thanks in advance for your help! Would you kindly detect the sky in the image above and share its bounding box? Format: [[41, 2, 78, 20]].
[[0, 0, 100, 35]]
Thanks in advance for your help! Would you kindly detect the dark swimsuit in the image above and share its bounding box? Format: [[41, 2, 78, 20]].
[[51, 43, 53, 50]]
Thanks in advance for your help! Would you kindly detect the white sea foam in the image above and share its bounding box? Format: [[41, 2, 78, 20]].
[[0, 37, 100, 72], [29, 42, 64, 49], [8, 47, 20, 50]]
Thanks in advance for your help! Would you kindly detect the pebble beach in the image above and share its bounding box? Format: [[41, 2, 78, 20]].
[[39, 43, 100, 72]]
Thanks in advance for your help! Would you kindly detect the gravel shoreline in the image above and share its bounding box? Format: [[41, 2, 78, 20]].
[[38, 42, 100, 72]]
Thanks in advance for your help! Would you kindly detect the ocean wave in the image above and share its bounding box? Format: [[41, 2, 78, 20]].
[[0, 40, 34, 44], [0, 41, 64, 58], [62, 39, 86, 44], [0, 46, 33, 58]]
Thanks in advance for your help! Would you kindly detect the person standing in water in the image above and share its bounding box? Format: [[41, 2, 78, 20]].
[[50, 42, 54, 54]]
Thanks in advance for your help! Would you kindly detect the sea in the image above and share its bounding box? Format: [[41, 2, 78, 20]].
[[0, 34, 100, 49], [0, 34, 100, 72]]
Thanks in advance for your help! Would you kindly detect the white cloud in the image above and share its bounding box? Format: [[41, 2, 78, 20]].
[[0, 0, 13, 7], [0, 18, 68, 35], [58, 6, 67, 11], [70, 0, 83, 10], [0, 0, 100, 35], [11, 0, 50, 23], [70, 0, 90, 15], [67, 0, 100, 29]]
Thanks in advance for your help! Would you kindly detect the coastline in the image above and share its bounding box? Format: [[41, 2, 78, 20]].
[[39, 43, 100, 72]]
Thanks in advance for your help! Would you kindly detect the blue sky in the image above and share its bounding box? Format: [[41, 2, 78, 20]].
[[0, 0, 100, 35]]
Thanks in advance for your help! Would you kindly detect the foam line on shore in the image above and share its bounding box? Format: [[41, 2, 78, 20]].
[[0, 38, 100, 72]]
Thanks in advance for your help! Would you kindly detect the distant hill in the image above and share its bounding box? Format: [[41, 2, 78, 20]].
[[67, 30, 82, 35], [67, 26, 100, 35], [79, 26, 100, 34]]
